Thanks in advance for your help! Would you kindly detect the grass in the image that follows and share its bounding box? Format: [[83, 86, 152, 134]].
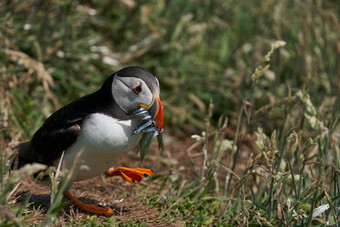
[[143, 86, 338, 226], [1, 0, 339, 226]]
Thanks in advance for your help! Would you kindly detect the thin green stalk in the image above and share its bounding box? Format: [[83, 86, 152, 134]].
[[305, 188, 319, 226], [268, 174, 274, 220], [263, 182, 287, 218], [288, 161, 299, 200], [226, 145, 241, 194], [0, 148, 4, 190], [225, 101, 244, 195], [201, 101, 213, 181]]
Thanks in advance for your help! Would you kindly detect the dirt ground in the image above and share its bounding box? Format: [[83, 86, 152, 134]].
[[11, 129, 255, 226]]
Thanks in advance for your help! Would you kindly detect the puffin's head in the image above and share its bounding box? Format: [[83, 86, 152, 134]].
[[111, 66, 164, 133]]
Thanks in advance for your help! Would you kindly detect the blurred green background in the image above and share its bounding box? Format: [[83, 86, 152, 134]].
[[1, 0, 339, 138]]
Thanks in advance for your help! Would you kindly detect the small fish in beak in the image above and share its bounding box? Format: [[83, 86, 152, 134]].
[[131, 94, 164, 163]]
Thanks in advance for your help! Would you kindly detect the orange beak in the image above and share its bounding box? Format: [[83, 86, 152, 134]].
[[148, 94, 164, 133]]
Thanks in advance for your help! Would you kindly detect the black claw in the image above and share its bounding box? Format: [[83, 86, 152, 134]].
[[132, 179, 136, 184], [144, 173, 149, 178], [112, 209, 120, 215]]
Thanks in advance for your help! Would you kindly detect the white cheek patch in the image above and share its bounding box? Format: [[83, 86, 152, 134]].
[[155, 77, 160, 92], [112, 76, 153, 114]]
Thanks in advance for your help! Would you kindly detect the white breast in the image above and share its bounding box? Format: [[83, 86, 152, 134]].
[[57, 113, 143, 183]]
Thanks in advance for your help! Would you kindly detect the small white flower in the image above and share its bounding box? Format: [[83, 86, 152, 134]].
[[57, 51, 65, 58], [23, 24, 31, 30], [91, 46, 110, 54], [102, 56, 120, 66], [191, 134, 203, 141], [88, 8, 97, 16], [79, 164, 90, 171]]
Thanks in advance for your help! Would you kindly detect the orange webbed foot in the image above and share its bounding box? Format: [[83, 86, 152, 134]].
[[64, 191, 116, 216], [105, 167, 154, 184]]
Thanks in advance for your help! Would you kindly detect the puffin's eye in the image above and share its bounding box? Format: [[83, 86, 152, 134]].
[[133, 83, 142, 94]]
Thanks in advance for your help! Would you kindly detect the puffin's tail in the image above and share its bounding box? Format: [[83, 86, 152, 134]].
[[11, 142, 34, 170]]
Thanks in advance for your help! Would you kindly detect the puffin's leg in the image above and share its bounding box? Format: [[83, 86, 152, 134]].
[[105, 167, 154, 184], [64, 191, 115, 216]]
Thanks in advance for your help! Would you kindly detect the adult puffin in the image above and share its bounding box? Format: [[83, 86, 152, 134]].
[[13, 66, 164, 216]]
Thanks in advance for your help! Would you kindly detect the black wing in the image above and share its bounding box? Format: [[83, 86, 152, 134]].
[[21, 95, 91, 165], [18, 74, 130, 166], [29, 117, 83, 165]]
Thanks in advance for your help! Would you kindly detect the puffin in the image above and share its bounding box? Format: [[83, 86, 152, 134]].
[[13, 66, 164, 216]]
